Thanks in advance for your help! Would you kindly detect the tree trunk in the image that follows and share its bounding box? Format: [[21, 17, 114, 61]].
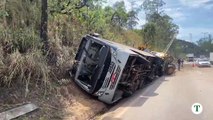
[[3, 0, 7, 27], [40, 0, 49, 52], [40, 0, 58, 65]]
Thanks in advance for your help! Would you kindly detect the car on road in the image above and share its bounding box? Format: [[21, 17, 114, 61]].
[[196, 59, 211, 67]]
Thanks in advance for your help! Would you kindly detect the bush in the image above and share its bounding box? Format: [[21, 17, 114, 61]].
[[11, 29, 41, 53], [0, 49, 50, 89], [0, 28, 41, 54]]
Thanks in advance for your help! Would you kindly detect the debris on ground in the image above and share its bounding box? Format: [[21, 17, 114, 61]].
[[0, 79, 107, 120], [0, 103, 38, 120]]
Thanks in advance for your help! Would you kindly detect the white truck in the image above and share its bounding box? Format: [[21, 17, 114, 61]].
[[210, 52, 213, 64], [186, 53, 194, 62]]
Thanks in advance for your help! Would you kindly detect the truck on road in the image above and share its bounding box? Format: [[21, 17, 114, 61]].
[[186, 53, 194, 62], [210, 52, 213, 64]]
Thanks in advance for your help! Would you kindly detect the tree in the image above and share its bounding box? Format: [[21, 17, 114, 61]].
[[40, 0, 49, 51], [152, 13, 178, 35], [127, 10, 138, 30], [111, 1, 128, 29], [141, 22, 156, 48], [197, 35, 213, 53], [140, 0, 179, 50], [145, 12, 179, 50], [142, 0, 165, 20]]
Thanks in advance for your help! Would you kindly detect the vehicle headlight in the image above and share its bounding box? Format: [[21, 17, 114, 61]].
[[95, 91, 104, 96]]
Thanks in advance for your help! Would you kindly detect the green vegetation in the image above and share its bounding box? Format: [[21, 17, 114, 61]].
[[196, 35, 213, 54], [0, 0, 186, 89], [170, 39, 205, 58]]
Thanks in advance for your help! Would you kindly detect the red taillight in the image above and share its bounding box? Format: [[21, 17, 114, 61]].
[[109, 66, 121, 90], [111, 73, 116, 82]]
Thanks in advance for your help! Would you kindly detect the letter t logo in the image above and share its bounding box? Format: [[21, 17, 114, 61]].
[[192, 103, 203, 114], [194, 105, 200, 112]]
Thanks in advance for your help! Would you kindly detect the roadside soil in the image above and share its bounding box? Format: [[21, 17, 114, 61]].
[[0, 79, 107, 120]]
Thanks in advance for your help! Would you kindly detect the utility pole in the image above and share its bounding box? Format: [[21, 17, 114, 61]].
[[208, 34, 211, 40], [189, 33, 192, 42], [189, 33, 195, 57], [202, 32, 208, 40]]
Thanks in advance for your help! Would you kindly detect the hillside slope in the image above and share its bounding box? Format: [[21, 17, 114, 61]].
[[169, 39, 205, 57], [0, 78, 107, 120]]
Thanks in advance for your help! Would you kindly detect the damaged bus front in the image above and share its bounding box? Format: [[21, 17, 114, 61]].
[[70, 35, 154, 104]]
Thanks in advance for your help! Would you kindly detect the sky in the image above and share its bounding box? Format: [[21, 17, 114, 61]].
[[105, 0, 213, 42]]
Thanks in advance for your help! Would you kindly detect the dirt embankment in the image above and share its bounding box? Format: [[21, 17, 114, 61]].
[[0, 79, 107, 120]]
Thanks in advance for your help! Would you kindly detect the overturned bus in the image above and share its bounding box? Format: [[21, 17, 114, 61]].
[[70, 34, 164, 104]]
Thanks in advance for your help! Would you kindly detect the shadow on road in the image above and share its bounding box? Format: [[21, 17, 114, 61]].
[[109, 76, 167, 110], [102, 116, 123, 120], [100, 76, 168, 120]]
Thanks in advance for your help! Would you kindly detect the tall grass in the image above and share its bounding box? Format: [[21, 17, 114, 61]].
[[0, 0, 144, 97], [0, 27, 51, 96], [0, 48, 51, 95]]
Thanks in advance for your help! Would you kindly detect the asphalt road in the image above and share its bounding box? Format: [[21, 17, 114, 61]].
[[99, 65, 213, 120]]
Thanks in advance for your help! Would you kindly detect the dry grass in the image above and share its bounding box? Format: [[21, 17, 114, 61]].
[[0, 48, 51, 96]]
